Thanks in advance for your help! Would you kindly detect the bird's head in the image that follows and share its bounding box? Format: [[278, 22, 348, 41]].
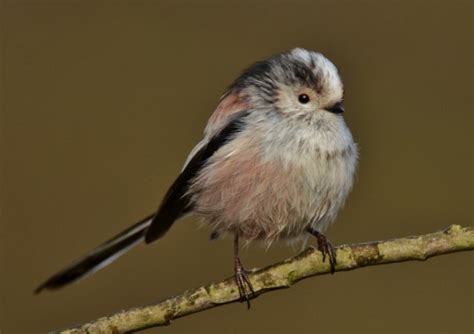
[[229, 48, 345, 118]]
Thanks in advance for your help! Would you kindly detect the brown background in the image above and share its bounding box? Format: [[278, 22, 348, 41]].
[[1, 1, 472, 333]]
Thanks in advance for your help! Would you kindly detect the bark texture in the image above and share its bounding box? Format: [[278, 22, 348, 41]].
[[55, 225, 474, 334]]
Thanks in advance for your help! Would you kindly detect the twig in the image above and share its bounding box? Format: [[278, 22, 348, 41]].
[[55, 225, 474, 334]]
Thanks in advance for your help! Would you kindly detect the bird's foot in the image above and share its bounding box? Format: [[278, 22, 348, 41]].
[[234, 258, 255, 309], [307, 228, 337, 274]]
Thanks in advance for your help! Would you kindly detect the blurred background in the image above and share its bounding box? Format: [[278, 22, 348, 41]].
[[0, 1, 472, 333]]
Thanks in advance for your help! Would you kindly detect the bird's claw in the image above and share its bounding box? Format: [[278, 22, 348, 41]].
[[316, 233, 337, 274], [234, 260, 255, 309]]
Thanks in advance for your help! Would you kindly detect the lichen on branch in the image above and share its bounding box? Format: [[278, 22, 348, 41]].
[[55, 225, 474, 334]]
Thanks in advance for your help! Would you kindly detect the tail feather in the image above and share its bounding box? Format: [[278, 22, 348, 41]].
[[34, 214, 154, 294]]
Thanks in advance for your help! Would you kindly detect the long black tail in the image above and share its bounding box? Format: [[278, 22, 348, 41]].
[[35, 214, 154, 294]]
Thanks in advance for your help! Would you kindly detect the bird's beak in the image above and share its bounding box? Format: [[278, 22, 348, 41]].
[[326, 102, 345, 114]]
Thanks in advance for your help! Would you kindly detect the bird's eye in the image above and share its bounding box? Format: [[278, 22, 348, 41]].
[[298, 94, 310, 104]]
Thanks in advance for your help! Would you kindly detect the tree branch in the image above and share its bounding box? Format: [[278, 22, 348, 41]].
[[55, 225, 473, 334]]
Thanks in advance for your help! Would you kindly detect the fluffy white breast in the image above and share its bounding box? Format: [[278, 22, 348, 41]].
[[248, 110, 358, 232]]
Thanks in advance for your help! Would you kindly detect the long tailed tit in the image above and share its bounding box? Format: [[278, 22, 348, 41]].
[[36, 48, 358, 307]]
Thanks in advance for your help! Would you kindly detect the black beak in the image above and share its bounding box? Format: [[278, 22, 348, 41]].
[[326, 101, 345, 114]]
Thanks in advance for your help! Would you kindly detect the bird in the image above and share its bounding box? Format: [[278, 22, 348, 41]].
[[35, 48, 358, 307]]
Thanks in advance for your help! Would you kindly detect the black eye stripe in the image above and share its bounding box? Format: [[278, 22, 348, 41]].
[[298, 94, 310, 104]]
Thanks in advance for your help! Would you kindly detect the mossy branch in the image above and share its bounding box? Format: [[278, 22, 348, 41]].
[[55, 225, 473, 334]]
